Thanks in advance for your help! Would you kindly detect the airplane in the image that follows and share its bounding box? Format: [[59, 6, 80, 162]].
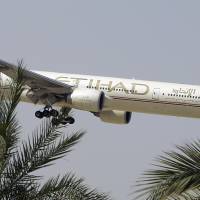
[[0, 59, 200, 125]]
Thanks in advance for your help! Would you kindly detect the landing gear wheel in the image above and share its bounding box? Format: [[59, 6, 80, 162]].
[[43, 110, 51, 118], [64, 117, 75, 124], [35, 106, 74, 125], [68, 117, 75, 124], [35, 111, 43, 119], [50, 109, 59, 117]]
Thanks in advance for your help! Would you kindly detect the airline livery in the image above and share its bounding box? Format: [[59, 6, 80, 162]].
[[0, 59, 200, 125]]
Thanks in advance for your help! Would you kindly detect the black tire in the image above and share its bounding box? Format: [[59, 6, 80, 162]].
[[66, 117, 75, 124], [35, 111, 43, 119], [43, 110, 50, 118], [50, 109, 59, 117], [69, 118, 75, 124]]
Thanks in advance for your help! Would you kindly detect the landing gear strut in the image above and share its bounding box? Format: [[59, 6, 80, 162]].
[[35, 106, 75, 126]]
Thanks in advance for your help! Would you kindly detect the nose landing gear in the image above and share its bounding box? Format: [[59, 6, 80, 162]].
[[35, 106, 75, 126]]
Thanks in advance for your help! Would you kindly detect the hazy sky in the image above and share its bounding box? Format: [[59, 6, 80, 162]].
[[1, 1, 200, 199]]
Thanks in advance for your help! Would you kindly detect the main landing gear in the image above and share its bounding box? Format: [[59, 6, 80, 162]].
[[35, 106, 59, 119], [51, 116, 75, 126], [35, 106, 75, 126]]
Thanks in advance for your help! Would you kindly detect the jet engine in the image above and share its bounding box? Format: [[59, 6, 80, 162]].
[[96, 110, 132, 124], [67, 89, 105, 112]]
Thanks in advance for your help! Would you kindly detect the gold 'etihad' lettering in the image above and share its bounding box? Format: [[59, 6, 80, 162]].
[[95, 80, 101, 89], [131, 83, 149, 95], [70, 77, 87, 86], [56, 76, 150, 95], [100, 81, 113, 91], [88, 79, 93, 88], [110, 82, 129, 94]]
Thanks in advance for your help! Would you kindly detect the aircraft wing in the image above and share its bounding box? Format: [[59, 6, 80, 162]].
[[0, 59, 73, 94]]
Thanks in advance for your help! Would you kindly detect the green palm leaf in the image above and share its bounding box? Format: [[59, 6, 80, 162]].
[[34, 173, 111, 200], [0, 61, 24, 153], [134, 140, 200, 200]]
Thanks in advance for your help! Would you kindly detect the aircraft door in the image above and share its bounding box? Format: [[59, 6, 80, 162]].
[[152, 88, 160, 100]]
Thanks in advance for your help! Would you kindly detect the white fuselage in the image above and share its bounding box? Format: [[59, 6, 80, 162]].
[[2, 71, 200, 118]]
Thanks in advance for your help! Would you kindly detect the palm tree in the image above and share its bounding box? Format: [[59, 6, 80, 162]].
[[134, 139, 200, 200], [0, 61, 111, 200]]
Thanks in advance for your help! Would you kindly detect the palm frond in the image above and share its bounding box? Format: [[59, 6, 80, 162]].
[[34, 173, 111, 200], [0, 60, 24, 156], [0, 61, 25, 184], [0, 118, 85, 197], [134, 139, 200, 200]]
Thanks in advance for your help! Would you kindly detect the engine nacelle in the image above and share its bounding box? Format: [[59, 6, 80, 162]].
[[98, 110, 132, 124], [67, 89, 105, 112]]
